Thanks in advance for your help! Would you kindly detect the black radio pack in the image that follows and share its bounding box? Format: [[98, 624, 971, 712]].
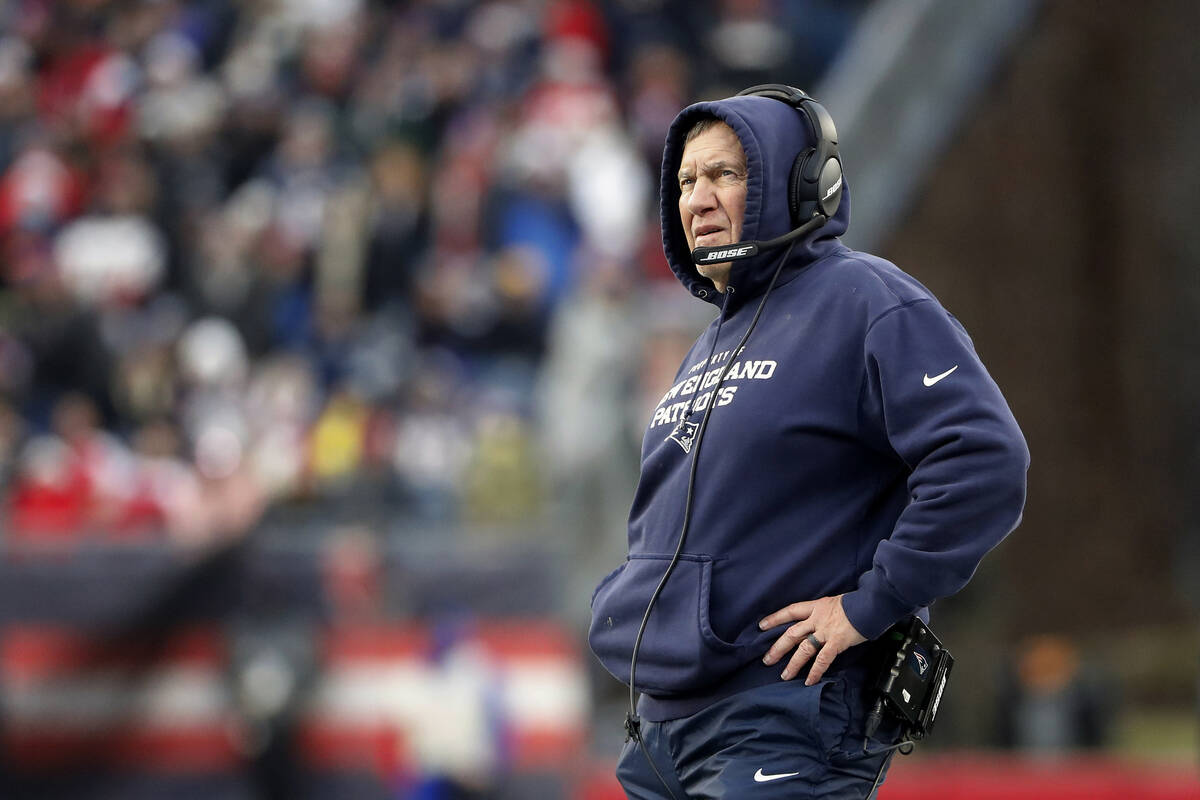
[[864, 616, 955, 746]]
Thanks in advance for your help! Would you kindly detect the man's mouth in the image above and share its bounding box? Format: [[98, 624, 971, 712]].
[[693, 225, 725, 244]]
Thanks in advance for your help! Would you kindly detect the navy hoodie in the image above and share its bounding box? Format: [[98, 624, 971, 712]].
[[588, 94, 1029, 721]]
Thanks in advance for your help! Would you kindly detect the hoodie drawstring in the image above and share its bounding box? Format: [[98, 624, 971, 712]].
[[673, 287, 735, 426]]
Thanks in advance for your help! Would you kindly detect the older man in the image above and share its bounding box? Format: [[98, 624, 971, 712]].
[[589, 86, 1029, 799]]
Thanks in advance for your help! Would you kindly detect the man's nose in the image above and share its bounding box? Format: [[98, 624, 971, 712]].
[[686, 178, 717, 215]]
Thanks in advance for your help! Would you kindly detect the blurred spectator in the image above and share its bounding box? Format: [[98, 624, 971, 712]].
[[625, 42, 692, 167], [138, 31, 226, 146], [7, 258, 114, 422], [244, 354, 320, 500], [127, 417, 207, 543], [308, 385, 370, 492], [361, 139, 429, 315], [704, 0, 796, 89], [0, 398, 26, 485], [322, 524, 385, 621], [53, 144, 166, 307], [6, 433, 89, 540], [462, 410, 542, 525], [50, 391, 134, 533], [5, 392, 158, 542], [0, 35, 36, 168], [0, 139, 84, 235], [995, 634, 1115, 756], [391, 358, 473, 522], [108, 296, 184, 423]]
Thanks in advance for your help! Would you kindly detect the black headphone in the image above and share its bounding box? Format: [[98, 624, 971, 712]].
[[736, 83, 843, 228]]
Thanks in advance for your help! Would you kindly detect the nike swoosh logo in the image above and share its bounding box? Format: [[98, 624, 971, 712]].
[[753, 768, 801, 783], [923, 365, 958, 387]]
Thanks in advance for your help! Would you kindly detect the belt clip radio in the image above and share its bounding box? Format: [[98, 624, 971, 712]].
[[864, 616, 954, 746]]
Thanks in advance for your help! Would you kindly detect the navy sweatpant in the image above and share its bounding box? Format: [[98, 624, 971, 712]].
[[616, 677, 896, 799]]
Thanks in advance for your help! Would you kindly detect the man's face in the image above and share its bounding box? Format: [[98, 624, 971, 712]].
[[678, 122, 747, 291]]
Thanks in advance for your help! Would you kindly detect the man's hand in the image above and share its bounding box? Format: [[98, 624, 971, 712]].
[[759, 594, 866, 685]]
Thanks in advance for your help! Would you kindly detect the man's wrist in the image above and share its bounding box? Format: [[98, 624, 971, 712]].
[[840, 581, 917, 640]]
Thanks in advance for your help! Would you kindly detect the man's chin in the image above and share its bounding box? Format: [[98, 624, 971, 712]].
[[696, 261, 732, 289]]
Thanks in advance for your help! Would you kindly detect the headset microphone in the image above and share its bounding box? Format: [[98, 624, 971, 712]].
[[690, 213, 828, 266]]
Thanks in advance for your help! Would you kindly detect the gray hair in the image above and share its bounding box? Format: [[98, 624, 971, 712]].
[[683, 115, 731, 145]]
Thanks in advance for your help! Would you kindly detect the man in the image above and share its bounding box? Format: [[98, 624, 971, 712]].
[[588, 87, 1029, 798]]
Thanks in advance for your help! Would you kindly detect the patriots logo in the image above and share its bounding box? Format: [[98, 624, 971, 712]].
[[668, 420, 699, 453], [913, 651, 929, 675]]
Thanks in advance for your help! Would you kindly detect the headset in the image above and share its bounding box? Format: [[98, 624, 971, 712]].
[[690, 84, 844, 267]]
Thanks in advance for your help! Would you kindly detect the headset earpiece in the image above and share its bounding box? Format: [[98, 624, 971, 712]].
[[815, 156, 843, 219], [736, 83, 842, 228], [788, 148, 814, 228]]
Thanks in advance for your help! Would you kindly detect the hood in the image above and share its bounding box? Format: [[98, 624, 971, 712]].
[[659, 93, 852, 308]]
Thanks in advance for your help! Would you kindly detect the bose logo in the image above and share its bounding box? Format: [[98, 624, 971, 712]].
[[699, 245, 755, 262], [823, 176, 842, 201]]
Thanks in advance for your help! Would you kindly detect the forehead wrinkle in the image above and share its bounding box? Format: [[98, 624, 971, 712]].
[[677, 159, 746, 180]]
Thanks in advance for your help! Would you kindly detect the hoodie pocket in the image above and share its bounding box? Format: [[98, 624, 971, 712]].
[[588, 553, 744, 694]]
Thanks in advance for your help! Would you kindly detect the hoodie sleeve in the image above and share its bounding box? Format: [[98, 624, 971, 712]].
[[839, 299, 1030, 640]]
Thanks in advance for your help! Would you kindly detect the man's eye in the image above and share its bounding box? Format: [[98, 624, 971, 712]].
[[679, 178, 693, 188]]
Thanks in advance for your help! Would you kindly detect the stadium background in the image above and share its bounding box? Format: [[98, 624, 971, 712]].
[[0, 0, 1197, 797]]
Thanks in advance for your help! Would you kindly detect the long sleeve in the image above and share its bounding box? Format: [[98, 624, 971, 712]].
[[840, 299, 1030, 639]]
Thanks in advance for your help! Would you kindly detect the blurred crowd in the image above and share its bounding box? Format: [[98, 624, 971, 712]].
[[0, 0, 869, 547]]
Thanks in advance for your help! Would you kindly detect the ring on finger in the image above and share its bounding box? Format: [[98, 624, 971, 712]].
[[805, 632, 823, 649]]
